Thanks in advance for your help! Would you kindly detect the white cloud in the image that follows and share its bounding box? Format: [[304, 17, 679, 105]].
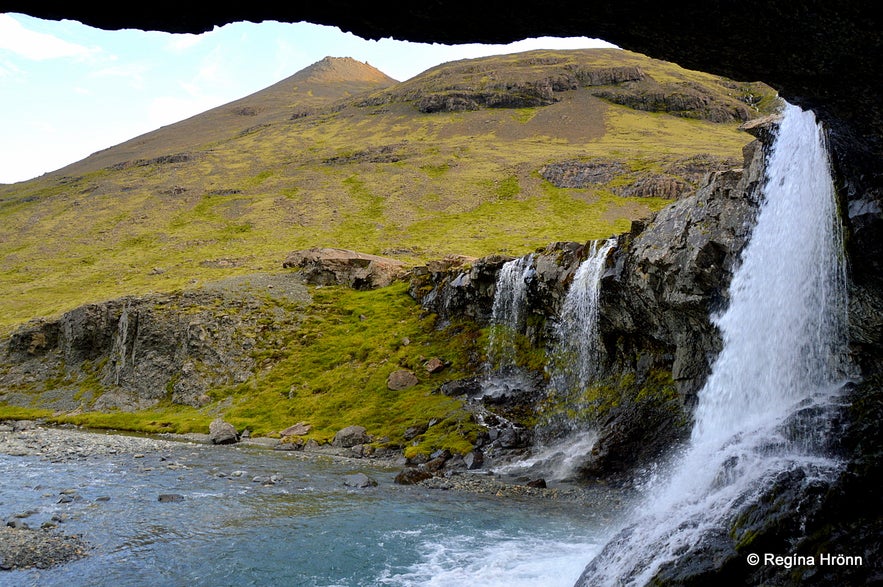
[[0, 14, 97, 61], [89, 62, 150, 90], [166, 33, 202, 52], [0, 58, 21, 77]]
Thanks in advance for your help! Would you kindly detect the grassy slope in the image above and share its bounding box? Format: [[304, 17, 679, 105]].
[[3, 282, 488, 455], [0, 49, 775, 332], [0, 49, 777, 449]]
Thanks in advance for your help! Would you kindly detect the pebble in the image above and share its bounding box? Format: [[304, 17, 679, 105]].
[[0, 423, 193, 462]]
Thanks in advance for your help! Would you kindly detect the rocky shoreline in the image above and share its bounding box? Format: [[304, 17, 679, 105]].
[[1, 420, 625, 572], [0, 420, 202, 571]]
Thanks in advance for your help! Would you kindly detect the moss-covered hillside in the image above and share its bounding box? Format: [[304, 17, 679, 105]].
[[0, 49, 776, 332]]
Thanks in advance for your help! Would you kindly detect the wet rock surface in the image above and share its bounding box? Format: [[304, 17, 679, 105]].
[[409, 133, 771, 481]]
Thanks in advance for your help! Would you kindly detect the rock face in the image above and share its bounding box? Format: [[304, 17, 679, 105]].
[[541, 154, 738, 202], [283, 248, 408, 290], [0, 277, 307, 412], [410, 243, 586, 333], [411, 136, 765, 402], [599, 136, 766, 403], [410, 127, 771, 477]]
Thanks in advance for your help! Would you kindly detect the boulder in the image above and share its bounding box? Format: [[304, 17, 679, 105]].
[[332, 425, 370, 448], [283, 248, 408, 290], [387, 369, 418, 390], [463, 449, 484, 470], [394, 467, 433, 485], [280, 421, 312, 437], [209, 418, 239, 445], [424, 357, 447, 374], [343, 473, 377, 488]]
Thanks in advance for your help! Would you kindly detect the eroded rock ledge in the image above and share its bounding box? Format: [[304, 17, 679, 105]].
[[283, 247, 407, 290], [0, 274, 309, 412]]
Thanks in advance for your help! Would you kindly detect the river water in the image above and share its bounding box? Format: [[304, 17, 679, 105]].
[[0, 434, 622, 587]]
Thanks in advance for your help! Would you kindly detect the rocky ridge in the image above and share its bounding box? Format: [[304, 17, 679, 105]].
[[0, 274, 309, 413]]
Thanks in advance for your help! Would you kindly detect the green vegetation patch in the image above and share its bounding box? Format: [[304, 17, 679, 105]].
[[216, 281, 485, 455], [0, 281, 487, 457]]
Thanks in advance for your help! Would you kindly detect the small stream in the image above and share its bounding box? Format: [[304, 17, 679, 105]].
[[1, 433, 623, 586]]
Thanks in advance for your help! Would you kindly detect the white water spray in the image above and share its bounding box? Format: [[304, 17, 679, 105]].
[[487, 254, 535, 371], [499, 238, 616, 482], [553, 237, 618, 393], [578, 103, 850, 585]]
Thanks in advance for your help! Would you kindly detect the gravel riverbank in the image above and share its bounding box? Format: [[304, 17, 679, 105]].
[[0, 421, 204, 571]]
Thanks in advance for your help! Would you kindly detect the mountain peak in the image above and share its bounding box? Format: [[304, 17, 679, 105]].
[[293, 56, 398, 84]]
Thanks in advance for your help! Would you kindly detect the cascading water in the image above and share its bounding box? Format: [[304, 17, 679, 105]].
[[486, 254, 535, 372], [552, 237, 618, 393], [577, 103, 851, 585], [498, 238, 617, 482], [470, 254, 538, 440]]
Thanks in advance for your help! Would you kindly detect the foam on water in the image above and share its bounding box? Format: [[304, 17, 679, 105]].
[[379, 529, 603, 587]]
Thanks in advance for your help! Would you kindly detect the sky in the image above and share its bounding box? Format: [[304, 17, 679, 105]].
[[0, 13, 618, 184]]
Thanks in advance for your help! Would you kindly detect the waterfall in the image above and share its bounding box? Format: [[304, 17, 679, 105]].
[[552, 237, 617, 393], [487, 254, 535, 372], [497, 238, 616, 482], [577, 103, 850, 585]]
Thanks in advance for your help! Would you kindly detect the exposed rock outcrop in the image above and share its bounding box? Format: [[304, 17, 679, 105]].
[[539, 154, 738, 200], [0, 276, 307, 412], [283, 248, 408, 290], [410, 123, 772, 478], [599, 136, 766, 403]]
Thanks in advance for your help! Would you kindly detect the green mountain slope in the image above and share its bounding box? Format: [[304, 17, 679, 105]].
[[0, 49, 776, 332]]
